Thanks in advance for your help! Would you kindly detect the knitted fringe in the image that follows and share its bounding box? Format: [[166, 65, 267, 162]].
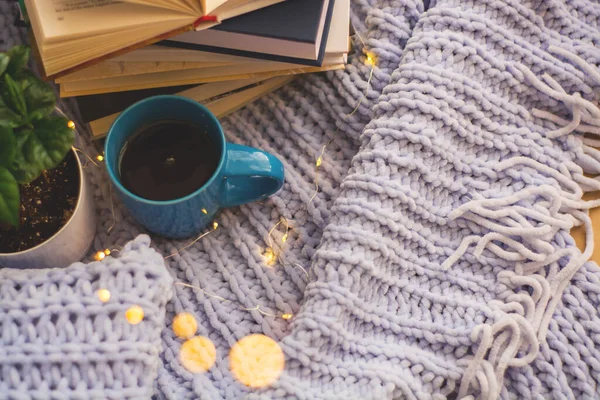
[[444, 49, 600, 400]]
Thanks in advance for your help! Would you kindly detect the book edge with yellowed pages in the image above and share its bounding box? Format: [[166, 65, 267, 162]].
[[57, 53, 346, 83], [88, 75, 294, 139], [55, 60, 237, 83], [29, 24, 198, 80], [24, 0, 283, 80], [60, 63, 344, 97]]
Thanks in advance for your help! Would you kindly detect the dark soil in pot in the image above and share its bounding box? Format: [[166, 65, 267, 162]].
[[0, 150, 80, 253]]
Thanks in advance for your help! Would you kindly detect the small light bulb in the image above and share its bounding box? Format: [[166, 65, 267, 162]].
[[264, 248, 276, 265], [94, 251, 106, 261], [125, 305, 144, 325], [281, 313, 293, 320], [96, 155, 104, 162], [172, 312, 198, 339], [316, 156, 322, 167], [281, 233, 288, 243], [213, 221, 218, 230], [180, 336, 216, 373], [365, 52, 376, 66], [96, 289, 111, 303], [202, 208, 208, 215], [67, 120, 76, 129]]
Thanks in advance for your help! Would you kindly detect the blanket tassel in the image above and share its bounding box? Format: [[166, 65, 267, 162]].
[[445, 46, 600, 400]]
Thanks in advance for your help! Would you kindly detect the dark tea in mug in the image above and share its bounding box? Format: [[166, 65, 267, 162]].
[[118, 120, 219, 201]]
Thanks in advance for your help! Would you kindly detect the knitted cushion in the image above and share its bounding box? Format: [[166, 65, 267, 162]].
[[0, 235, 173, 399]]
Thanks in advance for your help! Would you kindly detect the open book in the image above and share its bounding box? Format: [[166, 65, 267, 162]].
[[24, 0, 284, 78]]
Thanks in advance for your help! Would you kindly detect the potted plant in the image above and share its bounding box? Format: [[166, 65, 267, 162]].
[[0, 45, 96, 269]]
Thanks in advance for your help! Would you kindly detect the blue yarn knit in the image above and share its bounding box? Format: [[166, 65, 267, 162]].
[[3, 0, 600, 398]]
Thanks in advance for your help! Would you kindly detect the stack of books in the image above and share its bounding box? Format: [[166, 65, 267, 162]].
[[16, 0, 350, 139]]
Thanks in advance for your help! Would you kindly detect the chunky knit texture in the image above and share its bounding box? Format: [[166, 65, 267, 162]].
[[0, 235, 173, 398], [4, 0, 600, 398]]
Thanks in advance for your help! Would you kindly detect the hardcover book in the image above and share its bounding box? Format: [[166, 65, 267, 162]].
[[161, 0, 337, 66]]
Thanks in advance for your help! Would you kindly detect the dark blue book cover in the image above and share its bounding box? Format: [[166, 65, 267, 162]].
[[160, 0, 336, 67]]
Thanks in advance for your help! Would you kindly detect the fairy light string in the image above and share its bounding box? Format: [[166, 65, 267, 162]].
[[175, 282, 279, 318], [87, 30, 377, 324], [93, 221, 289, 323], [165, 221, 219, 259], [265, 31, 377, 268], [55, 106, 118, 234], [73, 147, 100, 169], [308, 42, 376, 204]]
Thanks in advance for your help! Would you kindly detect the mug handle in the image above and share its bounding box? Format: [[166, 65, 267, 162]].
[[220, 143, 284, 207]]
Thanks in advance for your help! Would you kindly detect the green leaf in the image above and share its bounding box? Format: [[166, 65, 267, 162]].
[[0, 166, 19, 227], [10, 115, 74, 183], [10, 129, 38, 183], [0, 54, 9, 76], [6, 46, 30, 75], [0, 125, 16, 168], [0, 96, 25, 128], [17, 70, 56, 121], [2, 74, 27, 116]]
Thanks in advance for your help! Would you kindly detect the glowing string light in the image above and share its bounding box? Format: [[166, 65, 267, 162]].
[[180, 336, 217, 373], [165, 221, 219, 260], [263, 248, 277, 266], [73, 147, 100, 169], [59, 108, 112, 232], [56, 107, 103, 168], [96, 289, 111, 303], [92, 248, 118, 262], [93, 31, 373, 325], [365, 51, 377, 67], [229, 334, 285, 388], [263, 217, 291, 265], [175, 282, 291, 319], [172, 312, 198, 339], [266, 218, 285, 249], [125, 305, 144, 325], [309, 45, 375, 204]]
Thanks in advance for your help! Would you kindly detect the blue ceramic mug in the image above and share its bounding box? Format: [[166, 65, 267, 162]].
[[105, 95, 284, 239]]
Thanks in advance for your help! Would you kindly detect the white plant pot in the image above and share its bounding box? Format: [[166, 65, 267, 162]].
[[0, 147, 96, 269]]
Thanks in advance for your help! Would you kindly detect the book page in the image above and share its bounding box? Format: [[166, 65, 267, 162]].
[[59, 63, 343, 96], [56, 60, 233, 83], [118, 0, 200, 14], [27, 0, 193, 43], [211, 0, 284, 21], [202, 0, 228, 15]]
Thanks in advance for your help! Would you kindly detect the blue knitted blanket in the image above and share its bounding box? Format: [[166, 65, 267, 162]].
[[3, 0, 600, 398]]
